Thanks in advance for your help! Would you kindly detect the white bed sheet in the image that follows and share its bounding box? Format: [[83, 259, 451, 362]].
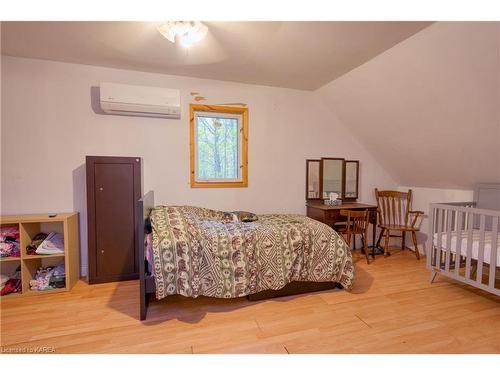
[[433, 230, 500, 267]]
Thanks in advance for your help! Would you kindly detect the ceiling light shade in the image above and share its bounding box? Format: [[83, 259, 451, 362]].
[[157, 21, 208, 48]]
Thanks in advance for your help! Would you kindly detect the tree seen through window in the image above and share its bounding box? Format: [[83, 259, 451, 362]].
[[196, 116, 239, 180]]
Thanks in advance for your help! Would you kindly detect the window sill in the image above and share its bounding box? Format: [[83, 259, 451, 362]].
[[190, 180, 248, 188]]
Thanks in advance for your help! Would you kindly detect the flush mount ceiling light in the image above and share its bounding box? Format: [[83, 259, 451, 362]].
[[157, 21, 208, 48]]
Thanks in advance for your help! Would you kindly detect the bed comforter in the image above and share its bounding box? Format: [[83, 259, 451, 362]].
[[150, 206, 354, 300]]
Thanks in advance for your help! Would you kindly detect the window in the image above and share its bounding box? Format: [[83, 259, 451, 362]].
[[190, 104, 248, 188]]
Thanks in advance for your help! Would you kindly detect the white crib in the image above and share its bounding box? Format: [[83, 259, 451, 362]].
[[427, 184, 500, 296]]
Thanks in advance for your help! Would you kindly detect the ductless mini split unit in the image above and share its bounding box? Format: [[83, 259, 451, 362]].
[[99, 82, 181, 119]]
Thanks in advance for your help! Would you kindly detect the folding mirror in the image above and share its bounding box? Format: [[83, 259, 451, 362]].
[[306, 159, 321, 200], [344, 160, 359, 201], [320, 158, 345, 200]]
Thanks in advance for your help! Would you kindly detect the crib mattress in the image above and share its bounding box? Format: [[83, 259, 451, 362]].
[[433, 230, 500, 267]]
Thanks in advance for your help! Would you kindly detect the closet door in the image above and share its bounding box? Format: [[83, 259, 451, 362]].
[[86, 156, 142, 284]]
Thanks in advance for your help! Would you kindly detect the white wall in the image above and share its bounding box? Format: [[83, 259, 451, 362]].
[[1, 56, 397, 275]]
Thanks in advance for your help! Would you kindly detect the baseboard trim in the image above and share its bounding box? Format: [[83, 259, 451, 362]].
[[80, 264, 88, 277]]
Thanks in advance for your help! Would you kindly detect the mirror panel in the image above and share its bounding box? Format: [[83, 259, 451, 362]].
[[306, 157, 360, 203], [306, 159, 321, 199], [321, 158, 344, 200], [344, 160, 359, 200]]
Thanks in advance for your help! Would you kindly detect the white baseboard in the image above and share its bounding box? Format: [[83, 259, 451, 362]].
[[80, 264, 88, 277]]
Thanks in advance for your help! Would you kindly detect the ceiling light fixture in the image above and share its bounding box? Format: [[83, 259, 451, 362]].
[[157, 21, 208, 48]]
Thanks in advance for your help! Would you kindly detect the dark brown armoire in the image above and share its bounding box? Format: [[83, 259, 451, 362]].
[[86, 156, 142, 284]]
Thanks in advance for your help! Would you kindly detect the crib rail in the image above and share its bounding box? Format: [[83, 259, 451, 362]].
[[428, 202, 499, 296]]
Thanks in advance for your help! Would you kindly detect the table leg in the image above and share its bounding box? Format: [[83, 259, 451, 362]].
[[372, 211, 376, 259], [367, 209, 384, 258]]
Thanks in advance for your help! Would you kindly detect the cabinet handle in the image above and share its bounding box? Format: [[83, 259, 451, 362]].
[[99, 187, 103, 191], [101, 250, 105, 254]]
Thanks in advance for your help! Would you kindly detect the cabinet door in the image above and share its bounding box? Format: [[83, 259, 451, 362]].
[[87, 156, 141, 284], [94, 162, 136, 278]]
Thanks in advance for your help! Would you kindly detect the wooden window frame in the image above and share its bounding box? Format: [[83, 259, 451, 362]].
[[189, 104, 248, 188]]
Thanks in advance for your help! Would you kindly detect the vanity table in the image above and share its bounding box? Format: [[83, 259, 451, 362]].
[[305, 158, 381, 258], [306, 201, 378, 258]]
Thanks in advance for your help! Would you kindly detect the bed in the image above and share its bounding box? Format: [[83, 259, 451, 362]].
[[137, 191, 355, 320], [428, 184, 500, 296]]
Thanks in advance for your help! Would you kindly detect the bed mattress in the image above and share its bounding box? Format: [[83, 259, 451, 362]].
[[433, 230, 500, 267]]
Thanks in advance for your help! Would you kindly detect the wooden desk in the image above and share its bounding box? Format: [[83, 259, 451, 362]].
[[306, 202, 379, 258]]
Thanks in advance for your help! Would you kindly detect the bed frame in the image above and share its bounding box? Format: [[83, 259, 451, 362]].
[[427, 184, 500, 296], [138, 191, 156, 320], [137, 190, 339, 320]]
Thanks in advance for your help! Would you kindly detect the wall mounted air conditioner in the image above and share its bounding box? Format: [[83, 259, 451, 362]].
[[99, 82, 181, 119]]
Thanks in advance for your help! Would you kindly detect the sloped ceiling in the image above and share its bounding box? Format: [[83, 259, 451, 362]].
[[0, 21, 431, 90], [318, 22, 500, 190]]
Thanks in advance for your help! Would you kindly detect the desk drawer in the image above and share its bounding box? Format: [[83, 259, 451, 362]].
[[326, 210, 340, 220]]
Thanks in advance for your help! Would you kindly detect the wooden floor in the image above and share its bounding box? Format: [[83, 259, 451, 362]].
[[1, 250, 499, 354]]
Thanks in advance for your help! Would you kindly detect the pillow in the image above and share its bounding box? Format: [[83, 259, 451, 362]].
[[233, 211, 258, 222], [222, 212, 239, 223], [222, 211, 258, 223]]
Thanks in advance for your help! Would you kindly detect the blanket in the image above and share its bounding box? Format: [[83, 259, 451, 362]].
[[150, 206, 354, 300]]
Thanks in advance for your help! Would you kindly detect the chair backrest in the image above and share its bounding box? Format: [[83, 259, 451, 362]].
[[340, 209, 369, 245], [375, 189, 412, 227]]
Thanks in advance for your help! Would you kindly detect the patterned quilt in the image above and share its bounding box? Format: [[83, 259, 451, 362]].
[[150, 206, 354, 300]]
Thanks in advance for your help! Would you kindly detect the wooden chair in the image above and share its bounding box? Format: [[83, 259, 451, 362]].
[[339, 209, 371, 264], [374, 189, 423, 259]]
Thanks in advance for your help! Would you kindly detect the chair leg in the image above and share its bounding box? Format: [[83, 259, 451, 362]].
[[353, 235, 357, 251], [402, 232, 406, 250], [384, 229, 391, 257], [376, 228, 385, 248], [362, 234, 370, 264], [411, 231, 420, 260], [344, 232, 351, 248]]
